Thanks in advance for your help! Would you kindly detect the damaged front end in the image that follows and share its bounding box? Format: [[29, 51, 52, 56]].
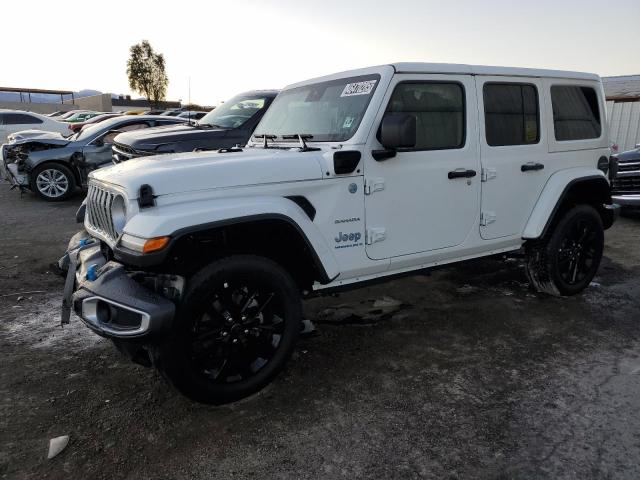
[[60, 231, 183, 339], [1, 140, 68, 191]]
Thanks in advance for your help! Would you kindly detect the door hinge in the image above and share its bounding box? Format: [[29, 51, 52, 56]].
[[481, 168, 497, 182], [365, 228, 387, 245], [364, 178, 385, 195], [480, 211, 497, 226]]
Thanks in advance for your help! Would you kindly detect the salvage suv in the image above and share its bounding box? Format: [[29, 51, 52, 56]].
[[61, 63, 619, 404]]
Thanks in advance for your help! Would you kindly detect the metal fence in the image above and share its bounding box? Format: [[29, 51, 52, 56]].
[[607, 100, 640, 152]]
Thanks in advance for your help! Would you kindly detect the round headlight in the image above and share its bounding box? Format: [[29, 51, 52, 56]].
[[111, 194, 127, 235]]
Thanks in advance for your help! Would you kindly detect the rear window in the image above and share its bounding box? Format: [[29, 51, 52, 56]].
[[550, 86, 601, 141], [3, 113, 43, 125], [483, 83, 539, 146]]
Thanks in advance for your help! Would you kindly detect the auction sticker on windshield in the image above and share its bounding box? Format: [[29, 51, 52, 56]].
[[341, 80, 377, 97]]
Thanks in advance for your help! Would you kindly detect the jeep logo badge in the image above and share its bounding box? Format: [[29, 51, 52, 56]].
[[335, 231, 361, 243]]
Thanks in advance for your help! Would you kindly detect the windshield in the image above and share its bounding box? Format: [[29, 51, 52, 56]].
[[254, 74, 380, 142], [74, 117, 124, 141], [198, 94, 269, 129]]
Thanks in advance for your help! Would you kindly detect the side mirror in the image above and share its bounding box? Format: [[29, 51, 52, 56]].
[[93, 137, 104, 147], [380, 113, 416, 149]]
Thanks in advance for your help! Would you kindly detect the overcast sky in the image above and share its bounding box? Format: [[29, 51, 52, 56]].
[[3, 0, 639, 105]]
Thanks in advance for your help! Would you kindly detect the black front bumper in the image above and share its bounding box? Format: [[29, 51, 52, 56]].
[[61, 233, 175, 338]]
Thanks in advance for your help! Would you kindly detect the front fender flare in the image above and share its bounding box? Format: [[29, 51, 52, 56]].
[[120, 195, 340, 282], [522, 168, 609, 240]]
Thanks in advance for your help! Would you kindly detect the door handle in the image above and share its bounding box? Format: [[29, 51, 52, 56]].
[[521, 162, 544, 172], [448, 169, 477, 180]]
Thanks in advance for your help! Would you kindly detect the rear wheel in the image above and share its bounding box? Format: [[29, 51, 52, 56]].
[[153, 255, 302, 404], [525, 205, 604, 296], [31, 163, 76, 201]]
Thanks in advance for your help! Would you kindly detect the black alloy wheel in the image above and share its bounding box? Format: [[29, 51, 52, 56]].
[[154, 255, 302, 404]]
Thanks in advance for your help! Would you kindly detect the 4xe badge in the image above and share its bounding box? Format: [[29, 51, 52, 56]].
[[334, 231, 362, 250]]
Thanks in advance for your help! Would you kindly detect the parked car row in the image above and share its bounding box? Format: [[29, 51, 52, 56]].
[[0, 115, 188, 200], [1, 90, 277, 200]]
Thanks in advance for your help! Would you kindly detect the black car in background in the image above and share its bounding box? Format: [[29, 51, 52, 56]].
[[111, 90, 278, 161], [611, 144, 640, 212]]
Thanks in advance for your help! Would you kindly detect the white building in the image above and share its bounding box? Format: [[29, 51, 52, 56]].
[[603, 75, 640, 153]]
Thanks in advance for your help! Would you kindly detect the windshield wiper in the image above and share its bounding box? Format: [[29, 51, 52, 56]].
[[282, 134, 320, 152], [254, 134, 277, 149]]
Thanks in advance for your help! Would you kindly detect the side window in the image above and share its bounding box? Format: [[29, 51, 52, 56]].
[[550, 86, 601, 141], [483, 83, 539, 146], [4, 113, 44, 125], [385, 82, 465, 150], [103, 123, 149, 144]]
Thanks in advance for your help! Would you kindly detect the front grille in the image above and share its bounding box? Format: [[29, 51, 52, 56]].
[[612, 174, 640, 195], [86, 183, 118, 242], [112, 142, 152, 160], [112, 142, 136, 157], [617, 161, 640, 173]]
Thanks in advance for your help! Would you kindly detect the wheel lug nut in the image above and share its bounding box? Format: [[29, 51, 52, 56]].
[[232, 338, 238, 344], [222, 331, 228, 337]]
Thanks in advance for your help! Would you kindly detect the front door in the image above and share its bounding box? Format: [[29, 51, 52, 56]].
[[364, 74, 480, 260]]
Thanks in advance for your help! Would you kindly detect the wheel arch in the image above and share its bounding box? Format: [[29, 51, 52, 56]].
[[165, 214, 336, 288], [28, 158, 82, 187], [119, 196, 340, 288], [523, 169, 613, 240]]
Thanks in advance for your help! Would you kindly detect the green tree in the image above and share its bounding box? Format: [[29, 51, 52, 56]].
[[126, 40, 169, 107]]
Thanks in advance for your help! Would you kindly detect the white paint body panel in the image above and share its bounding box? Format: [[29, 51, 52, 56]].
[[522, 168, 607, 239], [363, 73, 481, 259]]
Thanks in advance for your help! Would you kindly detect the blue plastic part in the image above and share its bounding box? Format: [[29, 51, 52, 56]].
[[86, 263, 99, 281], [78, 239, 89, 247]]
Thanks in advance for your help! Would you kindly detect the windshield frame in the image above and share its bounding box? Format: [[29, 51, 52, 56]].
[[253, 73, 381, 143]]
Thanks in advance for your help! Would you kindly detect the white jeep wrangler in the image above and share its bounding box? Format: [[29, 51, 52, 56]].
[[61, 63, 619, 404]]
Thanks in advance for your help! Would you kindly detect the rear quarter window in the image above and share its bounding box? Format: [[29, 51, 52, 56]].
[[550, 86, 601, 141]]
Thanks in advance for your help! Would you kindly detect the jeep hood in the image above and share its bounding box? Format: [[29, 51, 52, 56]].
[[90, 148, 325, 197], [115, 123, 228, 151]]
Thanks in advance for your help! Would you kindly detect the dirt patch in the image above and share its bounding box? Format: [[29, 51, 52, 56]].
[[2, 183, 640, 479]]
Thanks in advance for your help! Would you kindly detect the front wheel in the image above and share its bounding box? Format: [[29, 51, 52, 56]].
[[153, 255, 302, 404], [525, 204, 604, 296], [31, 163, 76, 201]]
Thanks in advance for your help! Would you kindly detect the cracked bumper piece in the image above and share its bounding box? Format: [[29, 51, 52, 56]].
[[69, 245, 175, 338]]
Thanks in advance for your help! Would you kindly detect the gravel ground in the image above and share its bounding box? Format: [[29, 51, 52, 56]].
[[1, 183, 640, 479]]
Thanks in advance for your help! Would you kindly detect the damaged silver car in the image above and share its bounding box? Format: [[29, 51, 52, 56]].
[[0, 115, 186, 201]]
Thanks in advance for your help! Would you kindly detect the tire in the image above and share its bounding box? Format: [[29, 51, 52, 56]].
[[153, 255, 302, 404], [525, 204, 604, 296], [30, 163, 76, 201]]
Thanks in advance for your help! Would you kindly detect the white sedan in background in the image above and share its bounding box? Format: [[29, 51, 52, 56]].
[[0, 110, 71, 143]]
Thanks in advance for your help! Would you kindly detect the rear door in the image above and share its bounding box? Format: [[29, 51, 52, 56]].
[[364, 74, 480, 260], [475, 77, 552, 239]]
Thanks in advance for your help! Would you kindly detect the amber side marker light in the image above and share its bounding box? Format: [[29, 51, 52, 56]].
[[142, 236, 170, 253]]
